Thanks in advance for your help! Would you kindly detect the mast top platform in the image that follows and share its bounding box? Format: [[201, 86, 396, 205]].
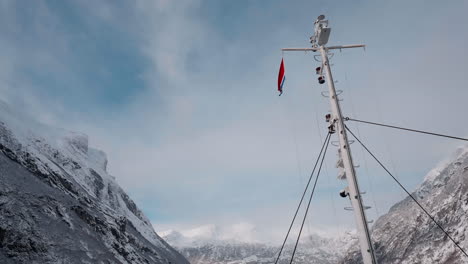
[[282, 15, 365, 52]]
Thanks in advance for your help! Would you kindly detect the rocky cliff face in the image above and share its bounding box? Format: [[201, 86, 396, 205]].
[[342, 147, 468, 264], [0, 101, 189, 264]]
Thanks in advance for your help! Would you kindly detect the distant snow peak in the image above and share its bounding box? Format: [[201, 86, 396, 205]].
[[423, 161, 447, 183], [159, 222, 354, 247], [422, 143, 468, 185], [220, 222, 258, 243], [62, 131, 88, 154], [158, 222, 263, 246], [183, 224, 220, 240], [88, 148, 108, 172], [159, 223, 356, 264]]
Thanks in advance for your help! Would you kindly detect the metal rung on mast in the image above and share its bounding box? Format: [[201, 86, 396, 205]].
[[344, 205, 372, 211]]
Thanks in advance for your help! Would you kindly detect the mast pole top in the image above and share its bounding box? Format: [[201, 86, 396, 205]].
[[282, 15, 365, 52]]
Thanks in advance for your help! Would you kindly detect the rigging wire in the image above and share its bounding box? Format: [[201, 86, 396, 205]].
[[316, 118, 339, 229], [283, 92, 306, 185], [346, 117, 468, 142], [276, 89, 305, 187], [289, 132, 332, 264], [345, 125, 468, 259], [307, 104, 322, 236], [274, 132, 331, 264], [343, 70, 381, 218], [280, 82, 315, 238], [312, 88, 338, 236], [361, 49, 403, 192]]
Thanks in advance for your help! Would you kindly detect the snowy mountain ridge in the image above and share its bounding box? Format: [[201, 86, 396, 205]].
[[342, 144, 468, 264], [0, 100, 188, 263], [159, 224, 357, 264], [158, 223, 264, 247]]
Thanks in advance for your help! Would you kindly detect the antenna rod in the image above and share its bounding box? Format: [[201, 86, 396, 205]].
[[282, 15, 377, 264]]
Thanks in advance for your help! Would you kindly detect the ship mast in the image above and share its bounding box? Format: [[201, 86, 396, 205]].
[[282, 15, 378, 264]]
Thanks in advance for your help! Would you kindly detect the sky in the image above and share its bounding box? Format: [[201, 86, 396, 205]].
[[1, 0, 468, 242]]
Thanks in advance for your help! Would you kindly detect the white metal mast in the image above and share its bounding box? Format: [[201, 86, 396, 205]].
[[282, 15, 378, 264]]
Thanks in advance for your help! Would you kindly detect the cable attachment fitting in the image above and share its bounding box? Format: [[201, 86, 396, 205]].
[[339, 187, 350, 198], [326, 115, 337, 134], [328, 124, 336, 134]]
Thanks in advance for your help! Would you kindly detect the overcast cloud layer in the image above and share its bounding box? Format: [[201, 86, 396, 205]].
[[1, 0, 468, 241]]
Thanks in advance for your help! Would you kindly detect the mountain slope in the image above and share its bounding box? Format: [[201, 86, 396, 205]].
[[342, 147, 468, 264], [0, 101, 189, 264]]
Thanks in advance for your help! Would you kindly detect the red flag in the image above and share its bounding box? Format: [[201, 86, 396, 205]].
[[277, 58, 285, 96]]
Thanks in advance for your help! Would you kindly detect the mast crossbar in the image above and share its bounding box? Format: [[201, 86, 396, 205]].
[[282, 44, 365, 52]]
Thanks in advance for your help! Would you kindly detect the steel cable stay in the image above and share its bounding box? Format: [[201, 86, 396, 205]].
[[342, 69, 381, 218], [312, 89, 339, 232], [345, 125, 468, 259], [274, 132, 332, 264], [345, 117, 468, 142], [289, 132, 331, 264]]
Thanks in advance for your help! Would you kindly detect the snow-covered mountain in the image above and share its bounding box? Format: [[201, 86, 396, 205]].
[[159, 224, 356, 264], [342, 146, 468, 264], [0, 101, 189, 264], [159, 223, 262, 247]]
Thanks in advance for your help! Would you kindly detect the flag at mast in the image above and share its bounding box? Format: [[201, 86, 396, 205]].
[[277, 58, 285, 96]]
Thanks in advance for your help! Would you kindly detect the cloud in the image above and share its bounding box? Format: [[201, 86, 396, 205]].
[[1, 0, 468, 238]]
